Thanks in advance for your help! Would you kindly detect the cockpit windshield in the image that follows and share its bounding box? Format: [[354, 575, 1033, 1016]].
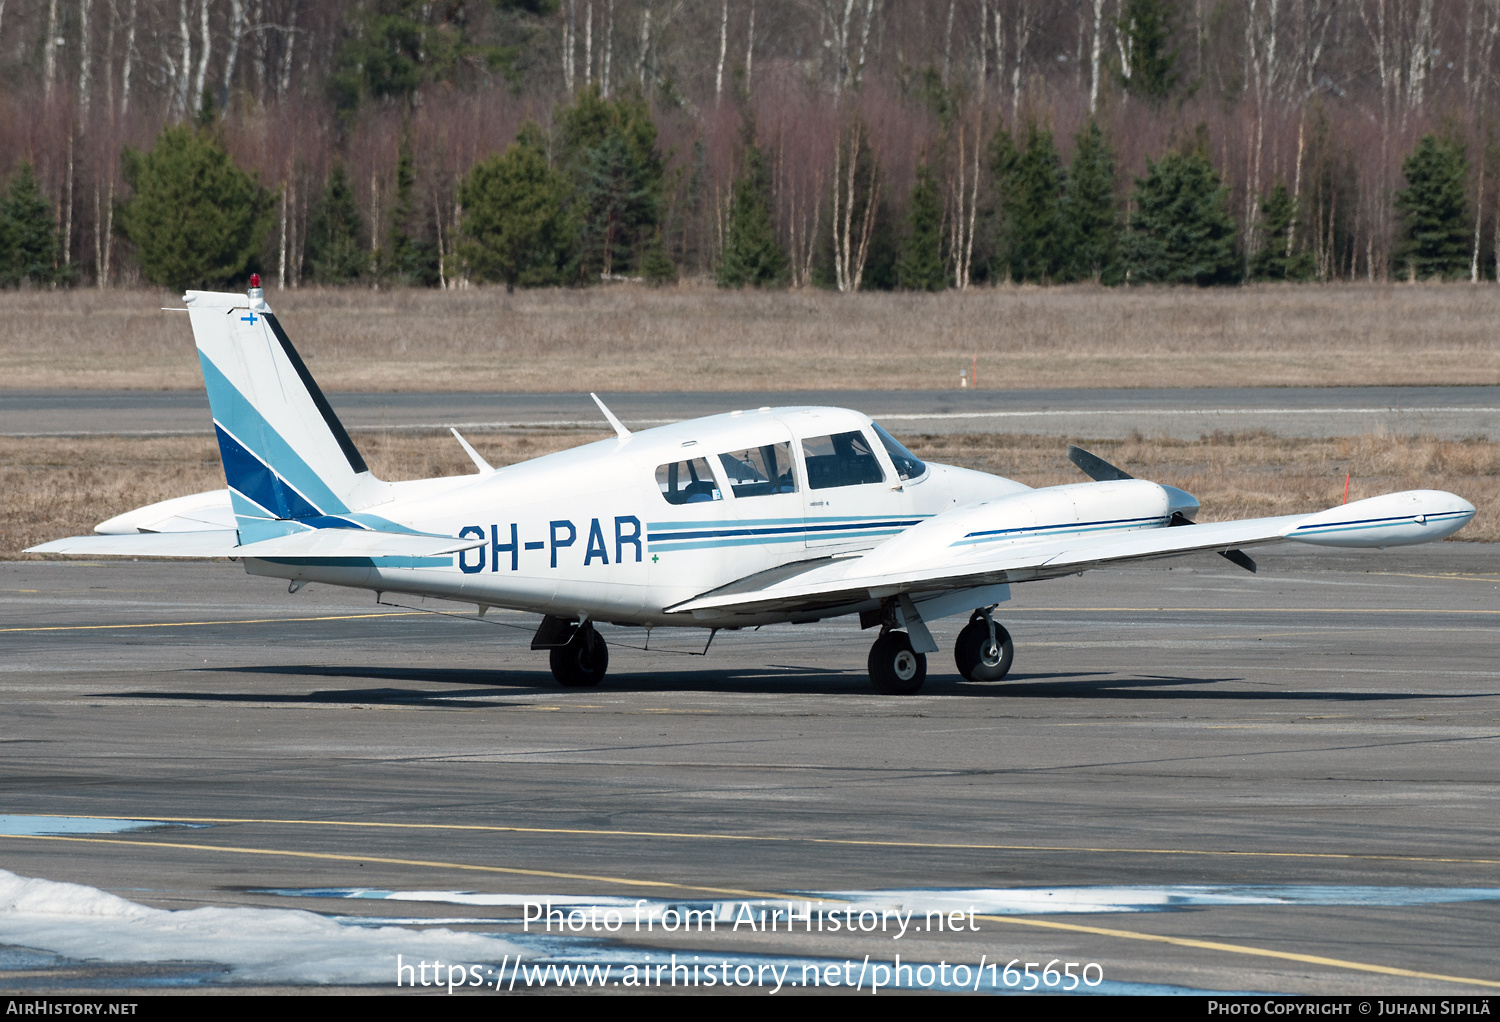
[[871, 422, 927, 481]]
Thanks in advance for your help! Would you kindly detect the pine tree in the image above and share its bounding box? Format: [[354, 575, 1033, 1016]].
[[897, 163, 945, 291], [718, 141, 787, 288], [304, 164, 367, 284], [386, 133, 440, 286], [117, 124, 276, 290], [1063, 119, 1120, 283], [0, 164, 61, 287], [1119, 0, 1182, 102], [1248, 181, 1315, 281], [996, 121, 1066, 283], [459, 125, 573, 291], [557, 85, 667, 281], [1394, 134, 1471, 280], [1121, 134, 1240, 285]]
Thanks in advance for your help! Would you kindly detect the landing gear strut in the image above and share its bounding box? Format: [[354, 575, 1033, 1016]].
[[549, 620, 609, 687], [868, 630, 927, 695], [954, 609, 1013, 682]]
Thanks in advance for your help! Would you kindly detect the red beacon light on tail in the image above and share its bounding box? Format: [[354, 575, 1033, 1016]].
[[248, 273, 263, 301]]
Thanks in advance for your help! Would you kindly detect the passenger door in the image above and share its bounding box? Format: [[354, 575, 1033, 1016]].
[[799, 428, 904, 550]]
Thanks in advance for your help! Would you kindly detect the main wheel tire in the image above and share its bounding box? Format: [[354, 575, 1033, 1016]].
[[868, 631, 927, 695], [549, 623, 609, 687], [954, 618, 1014, 682]]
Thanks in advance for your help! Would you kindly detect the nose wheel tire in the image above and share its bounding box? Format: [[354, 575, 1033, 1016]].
[[868, 631, 927, 695], [955, 618, 1014, 682], [550, 622, 609, 687]]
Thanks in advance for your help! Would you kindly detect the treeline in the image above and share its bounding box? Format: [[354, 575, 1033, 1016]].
[[2, 0, 1500, 290]]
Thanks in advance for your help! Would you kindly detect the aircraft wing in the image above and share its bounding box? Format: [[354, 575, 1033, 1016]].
[[668, 490, 1475, 620], [26, 529, 484, 560]]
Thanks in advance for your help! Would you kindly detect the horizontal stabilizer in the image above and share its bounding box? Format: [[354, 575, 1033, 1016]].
[[233, 529, 484, 559], [27, 531, 242, 558], [29, 528, 484, 560]]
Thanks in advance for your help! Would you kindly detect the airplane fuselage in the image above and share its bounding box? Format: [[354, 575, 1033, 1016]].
[[242, 406, 1031, 627]]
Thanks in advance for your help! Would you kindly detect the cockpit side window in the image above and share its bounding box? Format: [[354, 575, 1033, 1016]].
[[871, 422, 928, 481], [803, 430, 887, 489], [656, 457, 722, 504], [716, 442, 798, 497]]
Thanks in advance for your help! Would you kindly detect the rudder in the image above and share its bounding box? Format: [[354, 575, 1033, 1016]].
[[185, 281, 388, 541]]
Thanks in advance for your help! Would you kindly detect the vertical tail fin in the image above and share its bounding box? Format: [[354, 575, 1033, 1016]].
[[185, 285, 388, 541]]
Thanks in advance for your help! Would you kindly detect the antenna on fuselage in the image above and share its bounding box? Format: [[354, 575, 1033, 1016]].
[[450, 428, 495, 474], [591, 393, 631, 439]]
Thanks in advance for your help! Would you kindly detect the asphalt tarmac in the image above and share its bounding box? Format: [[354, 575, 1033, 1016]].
[[6, 386, 1500, 440], [2, 546, 1498, 994]]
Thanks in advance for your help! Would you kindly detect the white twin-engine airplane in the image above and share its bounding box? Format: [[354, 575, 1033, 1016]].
[[30, 283, 1478, 694]]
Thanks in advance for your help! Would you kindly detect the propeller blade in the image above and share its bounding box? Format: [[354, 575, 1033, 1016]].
[[1068, 444, 1134, 482], [1218, 548, 1258, 573]]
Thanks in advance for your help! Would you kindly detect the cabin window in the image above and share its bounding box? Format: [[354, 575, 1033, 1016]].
[[656, 458, 722, 504], [803, 430, 887, 489], [871, 422, 928, 481], [717, 442, 798, 497]]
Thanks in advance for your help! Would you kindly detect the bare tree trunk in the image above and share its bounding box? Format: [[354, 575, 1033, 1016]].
[[854, 0, 874, 87], [564, 0, 575, 92], [1466, 0, 1478, 91], [43, 0, 59, 101], [1474, 149, 1485, 282], [584, 0, 592, 87], [104, 0, 115, 117], [434, 186, 446, 289], [193, 0, 213, 111], [222, 0, 246, 109], [278, 4, 297, 100], [603, 0, 613, 96], [637, 1, 650, 89], [715, 0, 727, 102], [120, 0, 137, 117], [63, 128, 74, 269], [744, 0, 755, 94], [942, 0, 955, 84], [963, 108, 981, 285], [93, 181, 102, 287], [79, 0, 94, 120], [1288, 113, 1304, 257], [1090, 0, 1105, 114], [278, 183, 288, 289], [1011, 2, 1032, 120], [102, 178, 114, 286], [978, 0, 989, 94], [176, 0, 193, 120]]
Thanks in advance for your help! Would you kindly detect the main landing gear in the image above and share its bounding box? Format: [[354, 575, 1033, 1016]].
[[534, 617, 610, 687], [868, 630, 927, 695], [866, 606, 1013, 695]]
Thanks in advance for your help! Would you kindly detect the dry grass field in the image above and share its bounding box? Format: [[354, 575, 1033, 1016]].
[[6, 429, 1496, 559], [4, 281, 1500, 391]]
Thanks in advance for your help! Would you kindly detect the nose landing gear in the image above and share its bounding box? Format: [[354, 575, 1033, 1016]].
[[954, 609, 1013, 682]]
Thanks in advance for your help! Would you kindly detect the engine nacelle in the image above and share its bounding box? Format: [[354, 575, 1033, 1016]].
[[870, 479, 1181, 574]]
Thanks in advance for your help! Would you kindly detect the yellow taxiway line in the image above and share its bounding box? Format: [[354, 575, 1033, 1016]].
[[10, 813, 1500, 867], [1, 830, 1496, 990]]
